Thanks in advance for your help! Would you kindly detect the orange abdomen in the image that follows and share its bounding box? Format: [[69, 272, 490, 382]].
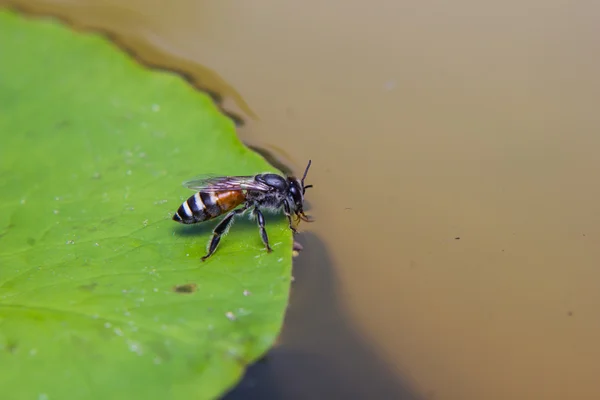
[[215, 190, 246, 213]]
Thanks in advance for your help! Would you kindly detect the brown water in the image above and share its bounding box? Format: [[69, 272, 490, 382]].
[[5, 1, 600, 399]]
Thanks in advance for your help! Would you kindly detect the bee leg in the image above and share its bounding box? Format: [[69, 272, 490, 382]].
[[253, 207, 273, 253], [201, 208, 245, 261], [283, 200, 297, 233]]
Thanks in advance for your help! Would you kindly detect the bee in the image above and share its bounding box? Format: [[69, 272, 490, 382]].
[[172, 160, 313, 261]]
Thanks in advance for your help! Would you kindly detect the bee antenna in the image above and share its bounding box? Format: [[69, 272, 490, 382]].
[[301, 160, 312, 187]]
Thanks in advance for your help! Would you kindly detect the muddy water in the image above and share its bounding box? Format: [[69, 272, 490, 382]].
[[6, 0, 600, 399]]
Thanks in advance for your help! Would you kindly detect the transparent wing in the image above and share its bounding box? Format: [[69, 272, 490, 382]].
[[182, 175, 272, 192]]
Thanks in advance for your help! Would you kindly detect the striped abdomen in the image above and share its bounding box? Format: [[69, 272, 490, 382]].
[[173, 191, 246, 224]]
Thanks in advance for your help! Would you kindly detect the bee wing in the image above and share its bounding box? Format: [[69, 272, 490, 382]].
[[182, 175, 272, 192]]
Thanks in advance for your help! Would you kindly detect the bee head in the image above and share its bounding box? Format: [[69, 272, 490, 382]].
[[287, 160, 313, 222]]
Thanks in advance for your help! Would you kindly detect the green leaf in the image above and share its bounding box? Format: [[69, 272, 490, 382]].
[[0, 9, 292, 400]]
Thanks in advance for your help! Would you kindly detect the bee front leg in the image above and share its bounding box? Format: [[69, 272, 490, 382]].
[[202, 207, 245, 261], [283, 200, 297, 233], [253, 207, 273, 253]]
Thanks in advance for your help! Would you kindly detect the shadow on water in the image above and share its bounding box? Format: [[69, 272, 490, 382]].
[[223, 231, 423, 400]]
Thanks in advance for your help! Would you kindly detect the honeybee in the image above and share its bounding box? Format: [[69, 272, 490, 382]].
[[173, 160, 313, 261]]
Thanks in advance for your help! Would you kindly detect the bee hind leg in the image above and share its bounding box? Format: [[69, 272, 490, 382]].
[[201, 207, 245, 261], [253, 207, 273, 253]]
